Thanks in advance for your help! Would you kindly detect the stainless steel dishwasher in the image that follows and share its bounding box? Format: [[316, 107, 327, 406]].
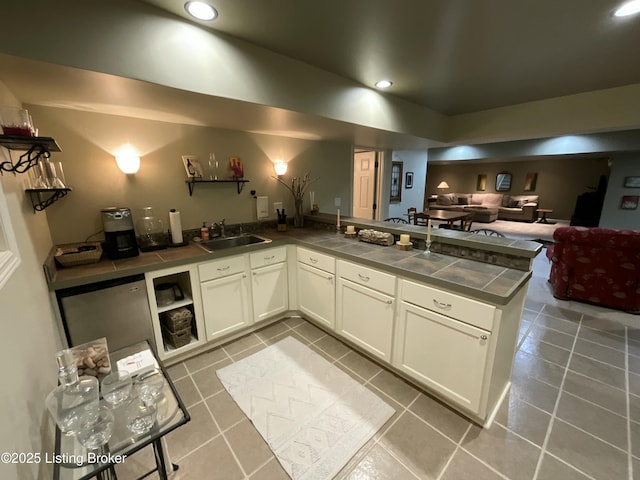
[[57, 274, 156, 352]]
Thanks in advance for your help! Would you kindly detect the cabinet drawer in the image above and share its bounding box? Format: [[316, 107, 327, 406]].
[[337, 260, 396, 295], [250, 246, 287, 268], [401, 280, 495, 331], [297, 247, 335, 273], [198, 255, 246, 282]]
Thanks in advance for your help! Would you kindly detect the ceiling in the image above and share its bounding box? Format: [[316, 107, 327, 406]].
[[140, 0, 640, 115]]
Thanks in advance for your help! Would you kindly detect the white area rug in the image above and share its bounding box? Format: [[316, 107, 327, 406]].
[[216, 336, 395, 480]]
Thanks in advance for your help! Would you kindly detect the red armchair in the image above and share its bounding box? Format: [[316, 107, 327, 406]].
[[546, 226, 640, 314]]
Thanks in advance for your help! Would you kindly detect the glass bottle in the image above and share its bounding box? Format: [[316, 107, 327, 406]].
[[45, 350, 99, 435], [135, 207, 165, 249]]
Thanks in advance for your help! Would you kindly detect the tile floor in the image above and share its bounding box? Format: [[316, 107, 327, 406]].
[[119, 250, 640, 480]]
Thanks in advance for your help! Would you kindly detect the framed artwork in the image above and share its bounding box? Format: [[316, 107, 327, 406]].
[[495, 172, 512, 191], [476, 174, 487, 191], [181, 155, 203, 178], [620, 195, 639, 210], [229, 156, 244, 178], [405, 172, 414, 189], [524, 172, 538, 192], [390, 161, 403, 202], [624, 176, 640, 188]]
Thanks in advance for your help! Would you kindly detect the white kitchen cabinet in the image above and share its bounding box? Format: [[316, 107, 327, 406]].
[[336, 260, 396, 362], [251, 247, 289, 323], [199, 255, 252, 341], [145, 265, 205, 361], [395, 300, 491, 414], [297, 247, 335, 329]]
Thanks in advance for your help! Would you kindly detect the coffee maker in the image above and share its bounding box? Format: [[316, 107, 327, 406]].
[[101, 207, 139, 259]]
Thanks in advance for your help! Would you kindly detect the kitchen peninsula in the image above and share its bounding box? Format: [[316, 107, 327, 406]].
[[45, 220, 541, 425]]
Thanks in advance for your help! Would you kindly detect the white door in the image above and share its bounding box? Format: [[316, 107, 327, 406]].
[[336, 277, 395, 361], [201, 272, 252, 340], [395, 301, 491, 414], [252, 262, 289, 322], [353, 151, 377, 219], [297, 262, 335, 329]]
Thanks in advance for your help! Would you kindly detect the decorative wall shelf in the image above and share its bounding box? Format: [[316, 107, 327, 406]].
[[186, 178, 249, 196], [25, 188, 71, 212], [0, 135, 62, 174]]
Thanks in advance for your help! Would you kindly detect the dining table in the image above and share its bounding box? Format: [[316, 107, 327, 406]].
[[427, 209, 473, 229]]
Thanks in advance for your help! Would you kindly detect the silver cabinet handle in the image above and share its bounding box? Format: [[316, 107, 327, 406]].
[[433, 299, 452, 310], [480, 335, 488, 340], [264, 255, 275, 260], [217, 266, 230, 271], [386, 300, 393, 305], [358, 273, 370, 282], [310, 257, 318, 264], [242, 274, 247, 278], [326, 275, 333, 281]]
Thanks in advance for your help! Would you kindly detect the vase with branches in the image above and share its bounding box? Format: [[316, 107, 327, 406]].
[[273, 172, 318, 227]]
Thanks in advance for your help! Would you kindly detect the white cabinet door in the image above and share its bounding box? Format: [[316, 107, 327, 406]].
[[297, 262, 335, 329], [201, 272, 252, 340], [395, 301, 491, 414], [336, 277, 395, 361], [252, 262, 288, 323]]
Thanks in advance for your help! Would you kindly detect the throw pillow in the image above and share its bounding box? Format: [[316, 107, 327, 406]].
[[508, 200, 520, 208], [458, 196, 469, 205], [437, 194, 452, 206]]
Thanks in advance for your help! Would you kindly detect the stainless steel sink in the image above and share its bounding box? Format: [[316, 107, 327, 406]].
[[195, 234, 271, 253]]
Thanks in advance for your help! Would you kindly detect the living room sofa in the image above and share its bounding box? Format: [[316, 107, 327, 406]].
[[434, 193, 540, 222], [546, 226, 640, 314]]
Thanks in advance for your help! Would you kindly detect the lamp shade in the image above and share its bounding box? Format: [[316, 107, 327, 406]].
[[274, 161, 287, 176], [437, 181, 450, 189], [115, 145, 140, 174]]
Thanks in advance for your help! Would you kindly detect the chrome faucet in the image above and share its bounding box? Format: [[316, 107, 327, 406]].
[[216, 218, 226, 238]]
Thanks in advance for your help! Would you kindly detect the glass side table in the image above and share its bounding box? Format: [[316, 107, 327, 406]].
[[53, 340, 190, 480]]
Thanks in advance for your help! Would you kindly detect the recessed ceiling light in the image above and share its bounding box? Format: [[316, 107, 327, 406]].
[[375, 80, 393, 89], [614, 0, 640, 16], [184, 1, 217, 21]]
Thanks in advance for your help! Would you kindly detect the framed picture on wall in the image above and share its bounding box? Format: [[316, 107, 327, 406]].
[[390, 161, 403, 202], [620, 195, 639, 210], [524, 172, 538, 192], [624, 176, 640, 188], [181, 155, 203, 178], [405, 172, 414, 189], [476, 174, 487, 191]]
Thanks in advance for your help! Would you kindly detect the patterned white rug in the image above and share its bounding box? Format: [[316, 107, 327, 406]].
[[216, 336, 395, 480]]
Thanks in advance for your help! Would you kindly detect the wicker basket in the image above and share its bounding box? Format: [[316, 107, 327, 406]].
[[161, 324, 192, 349], [160, 307, 193, 332], [54, 242, 102, 267]]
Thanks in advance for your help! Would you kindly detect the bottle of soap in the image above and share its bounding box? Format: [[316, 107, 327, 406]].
[[200, 222, 210, 241]]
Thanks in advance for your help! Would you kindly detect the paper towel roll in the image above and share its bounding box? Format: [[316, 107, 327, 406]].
[[169, 209, 183, 244], [257, 196, 269, 219]]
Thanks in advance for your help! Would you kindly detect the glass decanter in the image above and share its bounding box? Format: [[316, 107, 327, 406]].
[[135, 207, 165, 249], [45, 350, 99, 435]]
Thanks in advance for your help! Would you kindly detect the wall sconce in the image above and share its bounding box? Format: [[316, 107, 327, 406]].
[[115, 145, 140, 174], [437, 181, 450, 190], [274, 161, 287, 176]]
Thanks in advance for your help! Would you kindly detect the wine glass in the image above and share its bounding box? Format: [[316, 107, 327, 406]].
[[101, 371, 132, 407], [125, 399, 157, 435], [76, 406, 115, 449], [208, 153, 218, 180], [136, 369, 165, 405]]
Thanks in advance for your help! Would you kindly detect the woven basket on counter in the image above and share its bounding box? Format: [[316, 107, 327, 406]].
[[54, 242, 103, 267], [161, 323, 192, 349], [160, 307, 193, 332]]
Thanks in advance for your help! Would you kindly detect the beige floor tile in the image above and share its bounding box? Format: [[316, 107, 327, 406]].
[[534, 313, 579, 335], [173, 376, 202, 408], [629, 420, 640, 458], [527, 324, 575, 350], [462, 423, 541, 480], [229, 343, 266, 361], [338, 350, 383, 381], [176, 434, 244, 479], [556, 392, 628, 449], [293, 321, 327, 342], [379, 411, 456, 478], [440, 449, 505, 480], [562, 370, 627, 416], [224, 419, 274, 475], [254, 320, 292, 340], [191, 362, 230, 398], [314, 334, 351, 360], [512, 350, 565, 387], [536, 454, 593, 480], [165, 401, 220, 461], [183, 347, 228, 374], [249, 457, 290, 480], [222, 333, 263, 356], [342, 444, 418, 480], [166, 361, 188, 381], [541, 305, 582, 322], [573, 338, 626, 368], [519, 336, 572, 366], [510, 374, 560, 414], [495, 394, 551, 447], [547, 419, 628, 480], [578, 326, 627, 351], [408, 393, 471, 442], [368, 369, 421, 408], [206, 389, 247, 431], [568, 354, 626, 390]]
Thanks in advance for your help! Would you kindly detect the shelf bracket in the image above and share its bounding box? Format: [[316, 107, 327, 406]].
[[25, 188, 71, 213], [186, 179, 249, 196]]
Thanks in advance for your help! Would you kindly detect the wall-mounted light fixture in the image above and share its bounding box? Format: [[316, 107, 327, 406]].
[[437, 181, 450, 190], [115, 145, 140, 174], [184, 1, 218, 20], [274, 161, 287, 176]]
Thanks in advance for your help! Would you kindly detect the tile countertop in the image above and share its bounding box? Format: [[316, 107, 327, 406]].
[[45, 228, 534, 305]]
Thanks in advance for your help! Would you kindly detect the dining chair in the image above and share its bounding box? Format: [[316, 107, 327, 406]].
[[407, 207, 417, 224], [413, 212, 429, 226], [384, 217, 409, 224]]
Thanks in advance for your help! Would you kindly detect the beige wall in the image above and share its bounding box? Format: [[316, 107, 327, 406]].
[[0, 88, 61, 479], [27, 106, 353, 244], [426, 156, 610, 220]]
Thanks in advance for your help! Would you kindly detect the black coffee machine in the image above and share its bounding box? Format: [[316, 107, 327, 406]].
[[101, 207, 139, 259]]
